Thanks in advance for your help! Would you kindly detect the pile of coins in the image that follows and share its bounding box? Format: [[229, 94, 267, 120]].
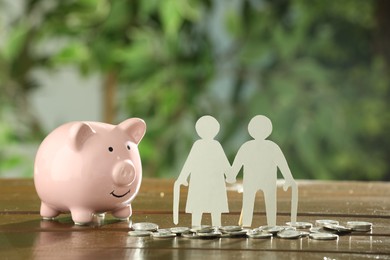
[[128, 220, 373, 241]]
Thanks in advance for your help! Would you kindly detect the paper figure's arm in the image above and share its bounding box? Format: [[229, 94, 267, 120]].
[[226, 148, 244, 183], [175, 144, 197, 186], [272, 142, 298, 224], [176, 160, 191, 186], [216, 143, 232, 180], [272, 143, 296, 190]]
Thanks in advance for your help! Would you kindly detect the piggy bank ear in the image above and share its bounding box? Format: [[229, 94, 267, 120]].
[[70, 122, 95, 150], [117, 118, 146, 145]]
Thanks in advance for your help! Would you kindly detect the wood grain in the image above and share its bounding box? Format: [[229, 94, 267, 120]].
[[1, 178, 390, 259]]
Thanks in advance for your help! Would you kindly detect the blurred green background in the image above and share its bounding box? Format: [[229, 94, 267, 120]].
[[0, 0, 389, 180]]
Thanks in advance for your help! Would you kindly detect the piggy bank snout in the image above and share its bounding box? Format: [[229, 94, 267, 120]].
[[112, 160, 136, 186]]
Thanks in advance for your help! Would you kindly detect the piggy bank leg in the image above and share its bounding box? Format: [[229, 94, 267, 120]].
[[112, 205, 132, 220], [40, 202, 60, 220], [70, 208, 94, 225]]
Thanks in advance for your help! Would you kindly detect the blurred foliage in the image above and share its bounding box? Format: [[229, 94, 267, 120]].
[[0, 0, 389, 180]]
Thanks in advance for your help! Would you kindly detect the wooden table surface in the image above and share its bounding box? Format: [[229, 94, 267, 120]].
[[1, 178, 390, 259]]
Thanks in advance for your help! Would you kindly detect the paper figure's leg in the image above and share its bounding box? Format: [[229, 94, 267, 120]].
[[264, 188, 277, 226], [242, 189, 257, 227], [211, 212, 221, 227], [191, 212, 202, 227]]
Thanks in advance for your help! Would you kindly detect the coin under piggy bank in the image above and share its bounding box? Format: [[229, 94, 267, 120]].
[[34, 118, 146, 224]]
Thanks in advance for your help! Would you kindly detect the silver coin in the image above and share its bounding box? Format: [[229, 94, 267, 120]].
[[246, 229, 262, 235], [181, 231, 200, 239], [346, 221, 372, 232], [315, 219, 339, 227], [279, 226, 296, 231], [132, 222, 159, 231], [277, 230, 303, 239], [286, 221, 313, 229], [323, 224, 351, 233], [197, 231, 222, 238], [309, 227, 322, 233], [190, 225, 214, 233], [151, 232, 176, 238], [346, 221, 372, 227], [347, 226, 372, 232], [128, 230, 152, 237], [247, 229, 271, 234], [309, 232, 339, 240], [299, 231, 310, 237], [221, 229, 249, 237], [219, 225, 243, 232], [309, 227, 336, 234], [260, 226, 285, 234], [156, 229, 172, 234], [170, 227, 190, 234], [349, 227, 372, 232], [246, 231, 273, 239]]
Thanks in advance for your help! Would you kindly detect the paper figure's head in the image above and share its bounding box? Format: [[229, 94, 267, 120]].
[[196, 115, 220, 139], [248, 115, 272, 140]]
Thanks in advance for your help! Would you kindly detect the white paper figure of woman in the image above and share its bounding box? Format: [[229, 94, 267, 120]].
[[227, 115, 297, 227], [174, 115, 230, 227]]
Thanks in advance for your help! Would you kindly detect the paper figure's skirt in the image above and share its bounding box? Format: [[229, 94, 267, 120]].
[[185, 181, 229, 213]]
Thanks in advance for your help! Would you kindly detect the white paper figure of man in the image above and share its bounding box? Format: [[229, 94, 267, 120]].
[[174, 115, 230, 227], [227, 115, 297, 227]]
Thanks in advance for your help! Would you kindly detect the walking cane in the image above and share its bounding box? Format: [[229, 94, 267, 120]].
[[173, 181, 180, 225], [238, 209, 243, 226], [290, 182, 298, 225]]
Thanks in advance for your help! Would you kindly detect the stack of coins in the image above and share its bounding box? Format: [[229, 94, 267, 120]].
[[219, 226, 249, 237], [186, 225, 222, 238], [190, 225, 214, 233], [259, 225, 287, 235], [151, 229, 177, 238], [315, 220, 339, 227], [181, 231, 200, 239], [346, 221, 372, 232], [277, 229, 309, 239], [310, 220, 339, 234], [170, 227, 190, 235], [305, 220, 339, 240], [129, 222, 177, 238], [310, 219, 373, 239], [323, 224, 352, 234], [311, 219, 348, 239], [309, 226, 337, 234], [246, 229, 273, 239], [286, 221, 313, 229]]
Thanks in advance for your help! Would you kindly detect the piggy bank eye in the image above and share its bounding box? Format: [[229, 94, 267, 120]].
[[126, 144, 131, 150], [108, 147, 114, 152]]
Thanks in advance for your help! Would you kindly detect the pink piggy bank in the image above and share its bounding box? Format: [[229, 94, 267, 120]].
[[34, 118, 146, 224]]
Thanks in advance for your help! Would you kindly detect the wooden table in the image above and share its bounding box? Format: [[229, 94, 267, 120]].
[[1, 178, 390, 259]]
